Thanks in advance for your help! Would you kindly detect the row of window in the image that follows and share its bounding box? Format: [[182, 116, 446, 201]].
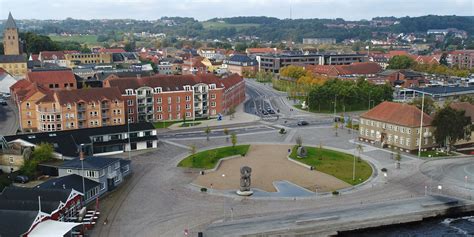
[[125, 85, 215, 95], [360, 118, 431, 135], [360, 128, 433, 147]]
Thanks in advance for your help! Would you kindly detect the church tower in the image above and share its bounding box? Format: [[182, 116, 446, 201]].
[[3, 12, 20, 55]]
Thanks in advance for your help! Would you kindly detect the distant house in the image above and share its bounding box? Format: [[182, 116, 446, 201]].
[[58, 156, 131, 196], [306, 62, 382, 78], [359, 101, 435, 153], [223, 54, 258, 76], [38, 51, 68, 67], [380, 70, 428, 88]]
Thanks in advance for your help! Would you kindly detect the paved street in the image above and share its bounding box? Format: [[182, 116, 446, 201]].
[[90, 80, 474, 237], [0, 100, 19, 135]]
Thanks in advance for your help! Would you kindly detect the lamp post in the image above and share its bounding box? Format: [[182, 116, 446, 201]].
[[418, 93, 425, 157], [352, 130, 356, 181], [79, 144, 86, 201]]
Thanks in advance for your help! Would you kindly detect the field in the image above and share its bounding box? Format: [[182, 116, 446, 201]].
[[202, 21, 260, 30], [289, 146, 372, 185], [48, 34, 99, 44], [178, 145, 250, 169]]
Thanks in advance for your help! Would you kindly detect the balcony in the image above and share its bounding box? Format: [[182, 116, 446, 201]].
[[78, 115, 86, 121], [101, 103, 109, 109], [77, 106, 86, 112], [101, 113, 108, 118]]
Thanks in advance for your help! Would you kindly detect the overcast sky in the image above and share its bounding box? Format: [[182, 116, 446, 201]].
[[1, 0, 472, 21]]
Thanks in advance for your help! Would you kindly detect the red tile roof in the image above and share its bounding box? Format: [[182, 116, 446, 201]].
[[55, 87, 122, 105], [450, 102, 474, 123], [10, 79, 32, 91], [104, 73, 243, 93], [308, 62, 382, 76], [27, 70, 76, 85], [384, 50, 409, 58], [361, 101, 433, 127], [39, 51, 66, 60]]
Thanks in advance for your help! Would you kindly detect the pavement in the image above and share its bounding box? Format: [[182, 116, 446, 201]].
[[0, 100, 19, 135]]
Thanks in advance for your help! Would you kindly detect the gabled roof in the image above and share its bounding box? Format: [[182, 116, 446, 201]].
[[10, 78, 32, 91], [38, 174, 100, 193], [361, 101, 432, 127], [27, 69, 76, 85], [55, 87, 122, 105], [450, 102, 474, 123], [0, 210, 37, 237], [105, 73, 243, 93], [4, 12, 17, 29], [0, 187, 72, 204], [39, 51, 66, 61], [226, 54, 257, 65], [61, 156, 122, 170]]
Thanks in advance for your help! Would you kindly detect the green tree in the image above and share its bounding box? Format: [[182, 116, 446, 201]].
[[230, 133, 237, 148], [432, 107, 472, 152], [189, 144, 197, 166], [387, 55, 415, 69], [204, 126, 211, 141], [124, 41, 136, 52], [227, 106, 236, 120], [19, 143, 54, 178], [223, 128, 230, 142], [234, 42, 248, 52]]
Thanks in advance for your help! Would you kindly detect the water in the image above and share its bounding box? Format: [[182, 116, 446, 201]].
[[339, 215, 474, 237]]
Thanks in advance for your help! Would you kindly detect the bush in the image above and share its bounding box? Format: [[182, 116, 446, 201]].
[[200, 187, 208, 192], [279, 128, 286, 134], [332, 190, 340, 196], [381, 168, 388, 172]]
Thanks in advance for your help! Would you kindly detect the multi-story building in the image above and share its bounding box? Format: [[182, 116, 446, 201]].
[[447, 50, 474, 69], [0, 55, 27, 77], [302, 38, 336, 45], [257, 52, 367, 73], [223, 54, 258, 76], [14, 86, 125, 132], [359, 101, 435, 153], [157, 61, 174, 75], [38, 51, 68, 67], [103, 73, 245, 123], [64, 52, 113, 67]]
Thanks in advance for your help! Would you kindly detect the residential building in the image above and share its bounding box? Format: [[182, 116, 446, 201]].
[[381, 70, 428, 88], [447, 50, 474, 69], [197, 48, 226, 61], [58, 156, 131, 196], [64, 52, 113, 67], [38, 51, 68, 67], [245, 48, 280, 56], [223, 54, 258, 76], [3, 12, 20, 56], [306, 62, 382, 78], [5, 122, 158, 158], [0, 55, 27, 77], [103, 73, 245, 122], [38, 174, 101, 204], [13, 86, 125, 132], [0, 139, 30, 173], [157, 61, 174, 75], [302, 38, 336, 45], [359, 101, 435, 153], [0, 187, 83, 236], [182, 57, 207, 75]]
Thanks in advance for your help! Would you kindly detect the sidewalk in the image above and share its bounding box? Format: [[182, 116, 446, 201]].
[[167, 103, 260, 130]]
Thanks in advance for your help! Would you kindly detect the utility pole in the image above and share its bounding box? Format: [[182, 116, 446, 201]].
[[418, 93, 425, 157]]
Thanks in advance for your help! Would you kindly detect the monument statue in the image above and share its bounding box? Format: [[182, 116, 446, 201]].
[[237, 166, 253, 196], [297, 146, 308, 158]]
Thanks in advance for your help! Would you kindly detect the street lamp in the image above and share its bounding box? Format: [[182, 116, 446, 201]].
[[79, 144, 86, 202]]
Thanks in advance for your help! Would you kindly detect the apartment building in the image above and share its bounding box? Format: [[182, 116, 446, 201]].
[[103, 73, 245, 123], [447, 50, 474, 69], [64, 52, 113, 67], [359, 101, 435, 153]]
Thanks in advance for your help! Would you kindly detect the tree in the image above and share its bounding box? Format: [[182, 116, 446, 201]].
[[432, 107, 472, 152], [395, 150, 401, 169], [356, 144, 363, 158], [234, 42, 248, 52], [439, 53, 448, 66], [295, 136, 303, 147], [227, 106, 236, 120], [189, 144, 197, 166], [409, 96, 436, 115], [280, 65, 308, 80], [334, 122, 339, 136], [204, 126, 211, 141], [20, 143, 54, 178], [223, 128, 229, 142], [347, 118, 353, 133], [387, 55, 415, 69], [124, 41, 136, 52], [230, 133, 237, 148]]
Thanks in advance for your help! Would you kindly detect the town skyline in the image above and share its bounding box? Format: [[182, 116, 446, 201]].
[[0, 0, 472, 21]]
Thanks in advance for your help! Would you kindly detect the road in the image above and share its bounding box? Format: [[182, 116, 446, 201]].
[[0, 100, 19, 135], [90, 80, 474, 237]]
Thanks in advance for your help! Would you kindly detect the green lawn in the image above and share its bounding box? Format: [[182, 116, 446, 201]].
[[202, 21, 260, 30], [178, 145, 250, 169], [153, 121, 183, 128], [49, 34, 98, 44], [289, 146, 372, 185], [419, 150, 453, 157]]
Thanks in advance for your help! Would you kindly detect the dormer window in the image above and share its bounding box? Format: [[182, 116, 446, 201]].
[[125, 89, 134, 95], [154, 87, 162, 93], [209, 84, 216, 89], [183, 85, 191, 91], [67, 103, 71, 110]]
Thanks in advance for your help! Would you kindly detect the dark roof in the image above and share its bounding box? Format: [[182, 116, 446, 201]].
[[5, 122, 156, 157], [0, 187, 72, 204], [0, 55, 26, 63], [0, 199, 60, 214], [4, 12, 17, 29], [120, 159, 131, 167], [0, 210, 37, 237], [94, 71, 155, 81], [411, 86, 474, 95], [38, 174, 100, 193], [55, 87, 122, 105], [225, 54, 257, 65], [61, 156, 121, 170]]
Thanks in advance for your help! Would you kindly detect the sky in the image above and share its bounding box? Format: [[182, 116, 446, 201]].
[[0, 0, 472, 21]]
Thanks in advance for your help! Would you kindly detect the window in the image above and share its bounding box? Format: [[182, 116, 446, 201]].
[[167, 97, 171, 104], [186, 104, 191, 110], [67, 169, 72, 174], [168, 105, 171, 112], [67, 103, 71, 110], [128, 108, 134, 114], [156, 97, 162, 104], [157, 106, 162, 112], [27, 120, 32, 126], [100, 182, 106, 190], [154, 87, 162, 93], [9, 156, 14, 164], [177, 97, 181, 103], [157, 114, 163, 120], [126, 89, 134, 95], [26, 102, 30, 109], [85, 170, 98, 178], [211, 102, 216, 107], [177, 105, 181, 111], [211, 94, 216, 99], [186, 112, 191, 118], [185, 96, 191, 101], [127, 100, 134, 106]]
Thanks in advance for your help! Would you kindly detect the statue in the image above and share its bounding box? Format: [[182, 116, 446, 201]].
[[297, 146, 308, 158], [236, 166, 253, 196]]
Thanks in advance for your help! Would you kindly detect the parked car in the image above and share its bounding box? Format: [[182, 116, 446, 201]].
[[0, 99, 7, 106], [297, 120, 309, 126], [2, 93, 10, 99], [14, 175, 29, 184]]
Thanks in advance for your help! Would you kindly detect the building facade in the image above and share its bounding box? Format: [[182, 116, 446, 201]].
[[447, 50, 474, 69], [103, 73, 245, 123], [359, 101, 435, 153], [223, 54, 258, 76], [3, 12, 20, 56], [64, 52, 113, 67]]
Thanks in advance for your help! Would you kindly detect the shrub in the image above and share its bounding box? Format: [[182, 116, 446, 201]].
[[381, 168, 387, 172], [279, 128, 286, 134], [200, 187, 208, 192], [332, 190, 339, 196]]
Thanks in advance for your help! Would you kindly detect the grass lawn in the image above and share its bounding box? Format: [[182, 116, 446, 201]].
[[49, 34, 98, 44], [289, 146, 372, 185], [202, 21, 260, 30], [153, 118, 214, 128], [178, 145, 250, 169], [419, 150, 454, 157]]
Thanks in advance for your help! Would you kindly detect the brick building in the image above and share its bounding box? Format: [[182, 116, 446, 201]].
[[103, 73, 245, 123], [447, 50, 474, 69]]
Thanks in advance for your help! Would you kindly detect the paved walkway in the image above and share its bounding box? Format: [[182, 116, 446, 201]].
[[193, 144, 350, 192]]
